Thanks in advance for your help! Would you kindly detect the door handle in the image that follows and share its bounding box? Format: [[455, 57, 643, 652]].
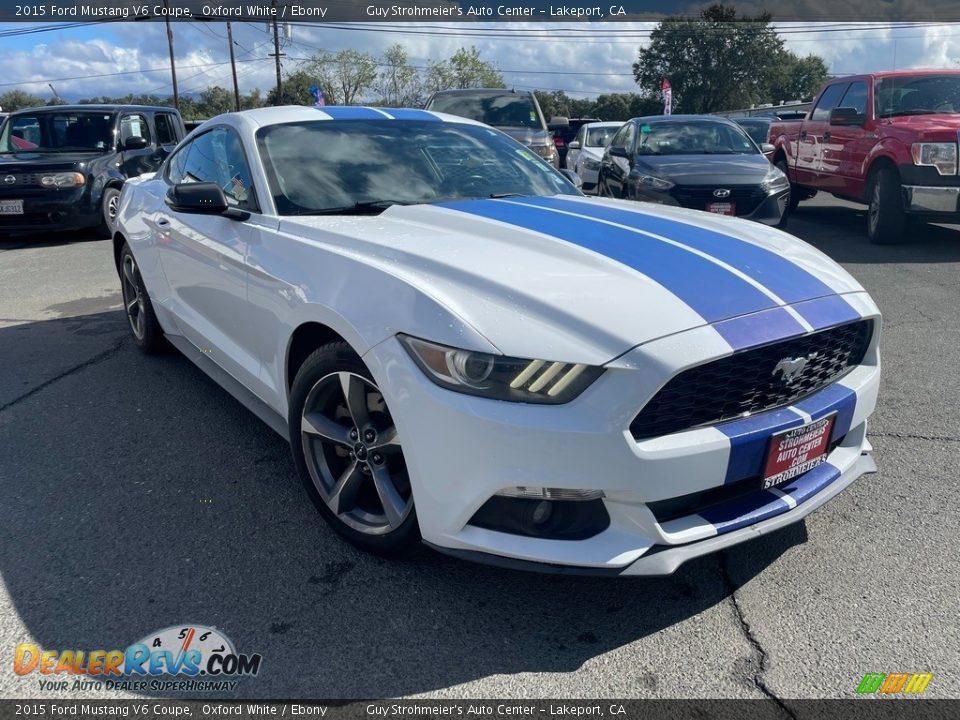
[[156, 217, 171, 227], [823, 131, 831, 141], [800, 130, 807, 139]]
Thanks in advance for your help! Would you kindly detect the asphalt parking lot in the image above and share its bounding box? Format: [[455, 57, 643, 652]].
[[1, 194, 958, 701]]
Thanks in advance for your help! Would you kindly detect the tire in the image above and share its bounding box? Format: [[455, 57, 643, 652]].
[[96, 186, 121, 240], [119, 243, 166, 354], [289, 342, 419, 557], [867, 166, 907, 245], [776, 159, 801, 213]]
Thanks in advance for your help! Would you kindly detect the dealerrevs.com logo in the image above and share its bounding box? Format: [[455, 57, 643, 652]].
[[14, 624, 262, 692]]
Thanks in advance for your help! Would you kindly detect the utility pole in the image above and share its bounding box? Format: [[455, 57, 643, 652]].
[[226, 21, 240, 111], [270, 0, 283, 105], [163, 0, 179, 110]]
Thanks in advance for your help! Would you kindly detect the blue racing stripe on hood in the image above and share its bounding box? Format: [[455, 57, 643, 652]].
[[438, 198, 778, 323], [512, 196, 850, 316]]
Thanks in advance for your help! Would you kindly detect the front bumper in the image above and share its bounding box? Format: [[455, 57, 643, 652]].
[[637, 186, 789, 226], [0, 188, 98, 233], [902, 185, 960, 215], [364, 292, 881, 574]]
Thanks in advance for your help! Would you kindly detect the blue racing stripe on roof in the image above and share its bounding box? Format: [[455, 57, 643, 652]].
[[512, 196, 849, 315], [438, 198, 778, 323], [318, 106, 389, 120], [379, 108, 441, 121]]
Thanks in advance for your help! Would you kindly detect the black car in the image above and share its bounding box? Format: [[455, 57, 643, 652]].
[[0, 104, 185, 237], [549, 116, 601, 167], [424, 88, 559, 168], [598, 115, 790, 227]]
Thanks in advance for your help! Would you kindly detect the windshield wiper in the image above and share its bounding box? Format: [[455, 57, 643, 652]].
[[489, 192, 526, 199], [296, 199, 413, 216]]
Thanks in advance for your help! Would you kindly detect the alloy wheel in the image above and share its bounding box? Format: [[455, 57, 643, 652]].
[[120, 254, 146, 340], [868, 179, 881, 236], [300, 371, 411, 535]]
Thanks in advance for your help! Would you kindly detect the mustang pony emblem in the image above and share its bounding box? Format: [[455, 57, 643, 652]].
[[773, 356, 810, 385]]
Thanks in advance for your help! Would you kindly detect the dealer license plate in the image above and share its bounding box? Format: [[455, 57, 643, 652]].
[[706, 202, 735, 215], [0, 200, 24, 215], [762, 414, 836, 489]]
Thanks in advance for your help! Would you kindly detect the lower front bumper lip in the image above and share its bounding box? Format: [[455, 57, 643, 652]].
[[902, 185, 960, 213], [425, 451, 877, 577]]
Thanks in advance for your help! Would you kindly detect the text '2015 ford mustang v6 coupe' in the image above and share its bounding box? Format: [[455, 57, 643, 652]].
[[113, 105, 880, 575]]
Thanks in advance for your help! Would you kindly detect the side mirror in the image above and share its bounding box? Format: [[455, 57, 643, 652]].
[[829, 107, 865, 127], [608, 146, 628, 158], [560, 169, 583, 189], [760, 142, 775, 154], [568, 140, 581, 150], [123, 136, 150, 151], [166, 182, 249, 220]]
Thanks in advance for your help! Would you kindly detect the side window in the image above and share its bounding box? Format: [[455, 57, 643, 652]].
[[622, 122, 636, 152], [811, 84, 849, 122], [611, 123, 631, 150], [574, 126, 586, 146], [155, 113, 178, 145], [838, 81, 868, 116], [180, 127, 257, 211], [166, 143, 191, 184], [120, 114, 151, 146]]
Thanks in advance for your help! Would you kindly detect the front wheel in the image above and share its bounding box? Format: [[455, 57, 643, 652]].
[[289, 342, 419, 557], [867, 166, 907, 245], [96, 187, 121, 239], [119, 243, 166, 353]]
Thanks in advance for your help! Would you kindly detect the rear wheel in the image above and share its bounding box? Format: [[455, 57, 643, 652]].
[[289, 343, 419, 557], [867, 166, 907, 244], [776, 159, 801, 213]]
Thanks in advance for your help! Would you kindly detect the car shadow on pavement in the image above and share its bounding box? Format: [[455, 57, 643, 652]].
[[0, 311, 808, 699], [0, 230, 102, 251], [788, 204, 960, 264]]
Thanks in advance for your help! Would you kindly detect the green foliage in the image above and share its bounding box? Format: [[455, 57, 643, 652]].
[[0, 89, 48, 112], [632, 3, 826, 113], [374, 44, 423, 107], [425, 47, 505, 93], [768, 53, 830, 104]]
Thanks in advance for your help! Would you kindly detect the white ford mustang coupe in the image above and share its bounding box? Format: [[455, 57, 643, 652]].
[[114, 106, 880, 575]]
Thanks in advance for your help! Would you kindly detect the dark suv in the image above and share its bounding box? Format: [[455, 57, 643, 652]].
[[0, 104, 185, 237], [424, 88, 559, 168]]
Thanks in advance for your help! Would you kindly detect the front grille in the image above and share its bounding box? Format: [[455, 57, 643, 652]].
[[671, 184, 767, 215], [630, 320, 873, 440], [1, 173, 44, 187]]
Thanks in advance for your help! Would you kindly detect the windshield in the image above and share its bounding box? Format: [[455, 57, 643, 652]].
[[584, 126, 618, 147], [426, 94, 543, 129], [637, 120, 758, 156], [735, 120, 771, 146], [0, 111, 115, 153], [875, 75, 960, 117], [256, 120, 577, 215]]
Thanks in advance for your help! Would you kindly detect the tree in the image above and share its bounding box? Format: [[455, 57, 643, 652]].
[[195, 86, 235, 118], [302, 49, 378, 105], [266, 69, 318, 107], [632, 3, 812, 113], [768, 53, 829, 104], [425, 47, 504, 92], [0, 89, 46, 111], [375, 44, 422, 107]]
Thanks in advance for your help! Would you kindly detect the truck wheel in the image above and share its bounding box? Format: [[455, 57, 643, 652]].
[[96, 187, 121, 240], [775, 159, 801, 213], [867, 166, 907, 245]]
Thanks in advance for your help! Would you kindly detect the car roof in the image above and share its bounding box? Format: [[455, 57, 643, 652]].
[[8, 104, 174, 115], [582, 121, 624, 128], [629, 114, 737, 124], [428, 88, 533, 97], [198, 105, 487, 130]]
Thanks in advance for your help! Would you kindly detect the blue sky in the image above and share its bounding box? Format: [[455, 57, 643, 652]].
[[1, 21, 958, 104]]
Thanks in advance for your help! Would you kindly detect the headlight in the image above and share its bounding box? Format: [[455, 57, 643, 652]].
[[760, 166, 790, 193], [40, 172, 85, 188], [637, 174, 674, 191], [911, 142, 957, 175], [400, 335, 603, 404], [582, 157, 601, 171], [530, 143, 557, 162]]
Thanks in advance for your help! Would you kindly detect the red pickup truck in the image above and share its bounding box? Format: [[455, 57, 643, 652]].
[[769, 70, 960, 244]]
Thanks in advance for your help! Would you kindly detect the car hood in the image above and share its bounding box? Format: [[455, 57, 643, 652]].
[[884, 114, 960, 141], [0, 152, 99, 171], [579, 146, 606, 161], [494, 127, 552, 146], [279, 195, 866, 365], [635, 154, 771, 185]]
